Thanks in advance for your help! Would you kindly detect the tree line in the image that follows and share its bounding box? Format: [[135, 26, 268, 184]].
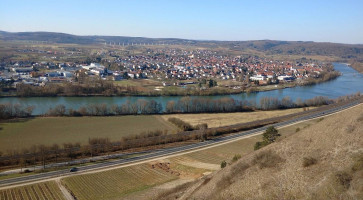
[[0, 103, 34, 120], [1, 93, 361, 119]]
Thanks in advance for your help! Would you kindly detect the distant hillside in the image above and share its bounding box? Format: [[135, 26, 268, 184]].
[[1, 30, 363, 69], [158, 104, 363, 199], [0, 30, 194, 45]]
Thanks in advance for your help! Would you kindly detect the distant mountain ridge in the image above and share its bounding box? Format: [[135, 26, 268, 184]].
[[1, 30, 363, 62], [0, 30, 194, 45]]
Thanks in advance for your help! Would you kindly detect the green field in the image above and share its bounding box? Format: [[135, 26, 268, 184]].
[[0, 181, 65, 200], [62, 164, 178, 200], [0, 115, 178, 151]]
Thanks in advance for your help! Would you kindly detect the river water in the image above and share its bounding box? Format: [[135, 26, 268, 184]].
[[1, 63, 362, 115]]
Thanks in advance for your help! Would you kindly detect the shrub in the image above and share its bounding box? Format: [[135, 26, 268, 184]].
[[345, 125, 355, 133], [335, 171, 352, 189], [252, 150, 285, 169], [195, 123, 208, 130], [168, 117, 194, 131], [254, 126, 280, 151], [231, 162, 250, 174], [231, 154, 242, 163], [295, 127, 301, 132], [221, 161, 227, 168], [302, 156, 317, 167], [351, 154, 363, 172], [357, 113, 363, 122], [254, 141, 268, 150], [263, 126, 280, 143]]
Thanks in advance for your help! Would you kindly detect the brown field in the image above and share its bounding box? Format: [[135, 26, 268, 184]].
[[62, 164, 178, 200], [0, 111, 324, 200], [0, 181, 65, 200], [162, 107, 312, 128], [0, 115, 178, 151]]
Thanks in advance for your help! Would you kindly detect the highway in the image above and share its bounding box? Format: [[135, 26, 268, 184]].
[[0, 99, 361, 188]]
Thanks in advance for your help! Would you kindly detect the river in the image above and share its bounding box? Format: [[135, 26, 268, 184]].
[[2, 63, 362, 115]]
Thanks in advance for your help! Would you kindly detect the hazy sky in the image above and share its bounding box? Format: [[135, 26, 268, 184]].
[[1, 0, 362, 44]]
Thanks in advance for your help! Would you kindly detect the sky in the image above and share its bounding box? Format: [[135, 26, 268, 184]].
[[1, 0, 363, 44]]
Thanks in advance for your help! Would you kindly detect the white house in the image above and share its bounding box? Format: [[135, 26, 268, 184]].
[[250, 74, 266, 81]]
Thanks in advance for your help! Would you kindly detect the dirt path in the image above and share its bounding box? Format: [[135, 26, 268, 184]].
[[55, 178, 75, 200]]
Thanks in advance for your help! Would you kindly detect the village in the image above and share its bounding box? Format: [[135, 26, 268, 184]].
[[0, 47, 329, 91]]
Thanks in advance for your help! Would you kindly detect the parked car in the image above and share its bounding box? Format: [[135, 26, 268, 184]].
[[69, 167, 78, 172]]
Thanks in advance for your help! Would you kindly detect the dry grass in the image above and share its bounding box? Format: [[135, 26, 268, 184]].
[[162, 107, 312, 128], [251, 150, 285, 169], [0, 115, 177, 151], [172, 104, 363, 200]]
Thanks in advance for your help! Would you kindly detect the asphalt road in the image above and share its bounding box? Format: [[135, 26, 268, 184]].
[[0, 99, 361, 187]]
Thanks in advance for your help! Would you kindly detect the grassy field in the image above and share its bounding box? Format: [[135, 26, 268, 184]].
[[62, 164, 178, 200], [0, 115, 178, 151], [161, 107, 312, 128], [114, 79, 163, 87], [0, 181, 65, 200]]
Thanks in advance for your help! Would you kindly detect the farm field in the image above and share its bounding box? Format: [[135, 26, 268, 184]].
[[161, 107, 312, 128], [0, 115, 178, 151], [102, 117, 323, 199], [62, 164, 178, 200], [0, 117, 322, 200], [0, 181, 65, 200]]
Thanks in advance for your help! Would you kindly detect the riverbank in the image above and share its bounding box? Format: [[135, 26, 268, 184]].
[[350, 62, 363, 73], [0, 71, 340, 98], [0, 63, 361, 115]]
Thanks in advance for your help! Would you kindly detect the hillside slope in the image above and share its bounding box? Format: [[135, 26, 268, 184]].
[[160, 104, 363, 200]]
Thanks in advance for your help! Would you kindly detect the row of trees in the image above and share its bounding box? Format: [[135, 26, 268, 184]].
[[166, 97, 254, 113], [0, 103, 34, 120], [259, 96, 334, 110], [46, 100, 163, 116], [168, 117, 208, 131], [3, 93, 361, 118], [0, 129, 169, 169], [15, 79, 144, 97], [44, 96, 339, 117]]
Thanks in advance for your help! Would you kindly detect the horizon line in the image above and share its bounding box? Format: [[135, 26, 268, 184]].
[[1, 29, 362, 45]]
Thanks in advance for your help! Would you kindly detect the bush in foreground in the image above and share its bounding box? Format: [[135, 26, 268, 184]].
[[252, 150, 285, 169], [221, 161, 227, 168], [335, 171, 353, 189], [302, 156, 318, 167]]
